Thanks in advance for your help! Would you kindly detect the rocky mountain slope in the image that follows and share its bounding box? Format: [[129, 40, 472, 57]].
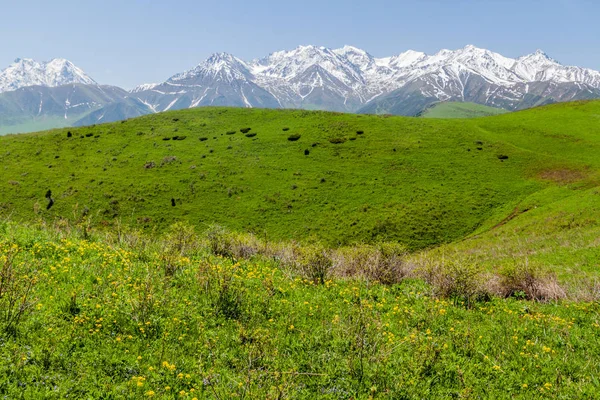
[[2, 45, 600, 133], [133, 45, 600, 115]]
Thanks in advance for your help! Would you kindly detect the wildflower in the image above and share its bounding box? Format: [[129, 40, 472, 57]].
[[145, 390, 155, 396]]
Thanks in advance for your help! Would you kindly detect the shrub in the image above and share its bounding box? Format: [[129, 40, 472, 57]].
[[245, 133, 257, 138], [497, 154, 509, 160], [205, 224, 234, 258], [328, 137, 347, 144], [162, 137, 171, 141], [282, 127, 290, 131], [297, 245, 333, 285], [0, 249, 37, 337], [160, 222, 198, 276], [240, 128, 252, 134], [287, 134, 301, 141], [499, 261, 565, 301], [199, 137, 208, 141], [304, 149, 310, 156], [356, 130, 364, 134], [226, 131, 236, 135], [67, 131, 72, 138], [333, 243, 410, 284], [85, 133, 93, 137], [422, 258, 488, 307]]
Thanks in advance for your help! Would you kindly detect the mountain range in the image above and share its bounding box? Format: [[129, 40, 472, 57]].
[[2, 45, 600, 133]]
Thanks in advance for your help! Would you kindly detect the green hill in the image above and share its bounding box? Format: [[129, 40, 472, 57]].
[[1, 101, 599, 253], [420, 102, 508, 118]]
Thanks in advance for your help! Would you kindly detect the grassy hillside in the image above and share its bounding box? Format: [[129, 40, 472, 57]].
[[1, 222, 599, 398], [0, 116, 73, 136], [420, 102, 508, 118], [1, 102, 600, 253]]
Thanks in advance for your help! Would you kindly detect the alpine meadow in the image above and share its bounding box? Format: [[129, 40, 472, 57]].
[[1, 99, 600, 398], [3, 0, 600, 397]]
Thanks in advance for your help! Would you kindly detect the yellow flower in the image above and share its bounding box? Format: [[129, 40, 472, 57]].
[[544, 383, 552, 389], [145, 390, 155, 396], [522, 384, 528, 388]]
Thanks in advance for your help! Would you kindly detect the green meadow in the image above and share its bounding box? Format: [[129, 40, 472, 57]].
[[1, 101, 600, 398]]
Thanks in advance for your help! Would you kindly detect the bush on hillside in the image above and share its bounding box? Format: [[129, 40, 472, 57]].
[[245, 133, 257, 138], [287, 134, 301, 141], [297, 245, 333, 285], [328, 137, 347, 144], [240, 128, 252, 134], [499, 261, 565, 301]]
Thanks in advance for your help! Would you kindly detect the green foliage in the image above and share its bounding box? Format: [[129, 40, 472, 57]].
[[297, 244, 333, 284], [328, 136, 347, 144], [287, 133, 301, 141], [0, 224, 598, 398]]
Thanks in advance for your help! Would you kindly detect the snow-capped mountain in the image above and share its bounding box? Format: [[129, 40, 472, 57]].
[[0, 58, 148, 133], [0, 58, 96, 93], [2, 45, 600, 134], [132, 44, 600, 115]]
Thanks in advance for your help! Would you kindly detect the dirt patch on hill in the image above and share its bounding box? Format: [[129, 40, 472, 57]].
[[537, 168, 588, 185]]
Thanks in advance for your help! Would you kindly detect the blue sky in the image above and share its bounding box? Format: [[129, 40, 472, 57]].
[[1, 0, 598, 89]]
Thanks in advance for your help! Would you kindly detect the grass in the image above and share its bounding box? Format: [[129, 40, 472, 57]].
[[2, 101, 600, 255], [420, 102, 508, 119], [3, 101, 600, 397], [1, 222, 599, 399]]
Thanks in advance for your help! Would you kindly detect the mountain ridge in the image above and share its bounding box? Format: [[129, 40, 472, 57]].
[[2, 45, 600, 133]]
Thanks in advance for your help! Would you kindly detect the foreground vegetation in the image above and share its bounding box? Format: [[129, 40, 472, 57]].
[[1, 221, 599, 399]]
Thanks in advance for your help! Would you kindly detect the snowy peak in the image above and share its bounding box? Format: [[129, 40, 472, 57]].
[[130, 44, 600, 115], [0, 58, 96, 93]]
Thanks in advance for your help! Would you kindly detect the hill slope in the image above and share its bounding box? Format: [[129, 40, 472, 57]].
[[1, 101, 599, 250], [419, 102, 508, 118]]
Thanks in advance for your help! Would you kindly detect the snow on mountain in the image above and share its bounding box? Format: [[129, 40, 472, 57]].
[[0, 58, 96, 93], [130, 44, 600, 115]]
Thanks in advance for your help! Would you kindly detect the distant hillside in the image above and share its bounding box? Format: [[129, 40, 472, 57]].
[[0, 84, 145, 135], [1, 101, 599, 251], [419, 102, 508, 118]]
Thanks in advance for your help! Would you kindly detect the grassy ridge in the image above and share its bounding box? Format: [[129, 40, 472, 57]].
[[420, 102, 508, 118], [3, 102, 599, 252], [1, 222, 599, 398]]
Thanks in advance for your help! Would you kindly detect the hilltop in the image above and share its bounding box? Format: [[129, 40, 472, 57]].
[[1, 101, 599, 254], [419, 102, 508, 118]]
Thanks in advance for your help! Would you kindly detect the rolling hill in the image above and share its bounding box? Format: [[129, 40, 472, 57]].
[[419, 102, 508, 118], [1, 101, 599, 255]]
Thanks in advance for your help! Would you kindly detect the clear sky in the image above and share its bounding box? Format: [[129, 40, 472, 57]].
[[1, 0, 598, 89]]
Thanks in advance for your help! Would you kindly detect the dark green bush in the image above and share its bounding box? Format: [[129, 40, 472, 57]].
[[240, 128, 252, 134], [245, 133, 257, 138], [226, 131, 236, 135], [287, 134, 301, 141], [282, 127, 290, 131], [328, 137, 347, 144]]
